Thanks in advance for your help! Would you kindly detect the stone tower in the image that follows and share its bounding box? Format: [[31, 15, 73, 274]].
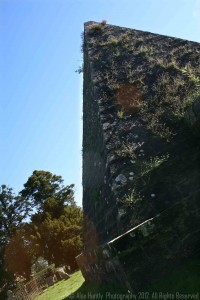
[[78, 21, 200, 290]]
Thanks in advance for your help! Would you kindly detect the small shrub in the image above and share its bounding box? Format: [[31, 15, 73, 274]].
[[90, 20, 107, 32], [123, 189, 137, 205], [75, 66, 83, 74], [121, 189, 143, 207], [181, 63, 200, 86], [148, 117, 174, 140], [141, 154, 169, 176], [105, 73, 120, 90], [116, 143, 137, 159], [108, 36, 120, 46], [117, 109, 124, 119], [138, 45, 148, 54], [101, 19, 107, 25]]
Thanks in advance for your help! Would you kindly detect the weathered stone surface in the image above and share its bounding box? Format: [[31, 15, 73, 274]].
[[77, 195, 200, 290], [81, 20, 200, 289], [115, 174, 127, 185]]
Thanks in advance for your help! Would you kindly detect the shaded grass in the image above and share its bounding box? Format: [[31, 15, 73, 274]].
[[35, 257, 200, 300], [65, 258, 200, 299]]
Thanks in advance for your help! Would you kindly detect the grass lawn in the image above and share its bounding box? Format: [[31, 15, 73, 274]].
[[35, 257, 200, 300], [35, 271, 126, 300], [35, 271, 84, 300]]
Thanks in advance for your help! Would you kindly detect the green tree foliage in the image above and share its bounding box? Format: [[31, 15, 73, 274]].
[[20, 170, 83, 271], [29, 205, 83, 270], [4, 226, 33, 280], [0, 185, 30, 299], [20, 170, 75, 212], [0, 171, 83, 298], [0, 185, 29, 242]]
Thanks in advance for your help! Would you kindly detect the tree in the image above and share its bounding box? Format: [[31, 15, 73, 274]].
[[20, 170, 83, 270], [20, 170, 75, 213], [4, 226, 33, 280], [0, 185, 29, 242], [0, 185, 30, 299], [29, 205, 83, 269], [0, 170, 83, 298]]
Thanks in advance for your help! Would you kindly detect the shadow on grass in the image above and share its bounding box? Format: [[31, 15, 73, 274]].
[[64, 256, 200, 300]]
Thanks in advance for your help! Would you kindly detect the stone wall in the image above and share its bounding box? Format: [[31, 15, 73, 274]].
[[80, 21, 200, 288], [82, 31, 119, 249], [77, 194, 200, 291]]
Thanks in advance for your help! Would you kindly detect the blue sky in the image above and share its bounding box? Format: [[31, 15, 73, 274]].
[[0, 0, 200, 207]]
